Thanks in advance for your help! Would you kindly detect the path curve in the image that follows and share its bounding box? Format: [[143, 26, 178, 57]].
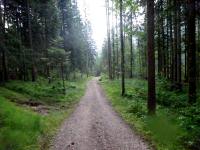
[[51, 78, 150, 150]]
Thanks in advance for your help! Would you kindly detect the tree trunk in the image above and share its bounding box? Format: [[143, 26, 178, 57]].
[[120, 0, 125, 96], [16, 8, 24, 81], [166, 0, 170, 79], [156, 0, 165, 77], [157, 37, 162, 76], [169, 0, 174, 82], [187, 0, 196, 103], [26, 0, 36, 82], [61, 62, 66, 93], [147, 0, 156, 115], [0, 2, 3, 82], [44, 17, 50, 78], [0, 1, 3, 82], [106, 0, 112, 80], [184, 2, 188, 82], [116, 13, 119, 79], [130, 11, 133, 78], [2, 0, 8, 82], [177, 0, 182, 89], [2, 49, 8, 82], [198, 18, 200, 86], [160, 0, 166, 77], [173, 0, 178, 85], [112, 1, 115, 79]]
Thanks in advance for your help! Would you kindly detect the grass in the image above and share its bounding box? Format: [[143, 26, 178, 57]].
[[0, 76, 90, 150], [100, 76, 188, 150], [0, 97, 41, 150]]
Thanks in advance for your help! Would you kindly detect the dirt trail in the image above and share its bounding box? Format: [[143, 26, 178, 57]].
[[51, 78, 150, 150]]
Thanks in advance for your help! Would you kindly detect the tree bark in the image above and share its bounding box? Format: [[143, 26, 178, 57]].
[[116, 13, 119, 79], [173, 0, 178, 84], [61, 62, 66, 93], [26, 0, 36, 82], [177, 0, 182, 89], [157, 2, 162, 75], [160, 0, 166, 77], [112, 1, 115, 79], [187, 0, 196, 103], [184, 1, 188, 82], [166, 0, 170, 79], [169, 0, 174, 81], [120, 0, 125, 96], [130, 11, 133, 78], [2, 0, 8, 82], [147, 0, 156, 115], [0, 0, 3, 82], [106, 0, 112, 80]]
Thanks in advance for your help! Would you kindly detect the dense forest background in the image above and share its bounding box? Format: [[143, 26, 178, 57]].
[[0, 0, 96, 85], [0, 0, 200, 149], [97, 0, 200, 149], [100, 0, 200, 102], [0, 0, 96, 149]]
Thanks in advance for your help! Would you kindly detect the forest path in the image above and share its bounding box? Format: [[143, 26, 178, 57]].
[[51, 78, 150, 150]]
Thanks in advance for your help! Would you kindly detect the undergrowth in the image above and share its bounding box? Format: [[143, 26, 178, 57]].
[[0, 76, 89, 150], [100, 75, 200, 150]]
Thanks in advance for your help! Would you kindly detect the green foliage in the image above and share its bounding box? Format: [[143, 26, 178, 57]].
[[156, 78, 188, 108], [0, 77, 89, 150], [179, 105, 200, 150], [4, 80, 63, 104], [3, 77, 87, 105], [0, 0, 96, 82], [48, 46, 70, 64], [0, 87, 28, 103], [146, 114, 183, 150], [0, 97, 41, 150], [100, 77, 194, 150]]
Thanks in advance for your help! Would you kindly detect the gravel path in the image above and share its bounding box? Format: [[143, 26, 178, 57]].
[[51, 78, 150, 150]]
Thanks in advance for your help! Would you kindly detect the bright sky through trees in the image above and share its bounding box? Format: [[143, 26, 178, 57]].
[[78, 0, 145, 54], [78, 0, 107, 53]]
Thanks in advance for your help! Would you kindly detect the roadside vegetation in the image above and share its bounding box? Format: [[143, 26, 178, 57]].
[[100, 75, 200, 150], [0, 75, 89, 150], [0, 0, 95, 149]]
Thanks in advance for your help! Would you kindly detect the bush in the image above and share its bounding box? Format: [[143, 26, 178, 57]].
[[100, 76, 199, 150], [179, 104, 200, 150]]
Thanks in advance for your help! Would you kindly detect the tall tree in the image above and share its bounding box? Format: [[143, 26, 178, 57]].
[[176, 0, 182, 89], [147, 0, 156, 114], [106, 0, 112, 79], [115, 12, 120, 79], [129, 10, 133, 78], [26, 0, 36, 82], [173, 0, 178, 86], [1, 0, 8, 82], [187, 0, 196, 103], [111, 0, 115, 79], [0, 0, 3, 82], [120, 0, 125, 96]]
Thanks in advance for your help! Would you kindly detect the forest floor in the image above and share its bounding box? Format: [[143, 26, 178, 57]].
[[100, 76, 200, 150], [0, 76, 89, 150], [51, 78, 151, 150]]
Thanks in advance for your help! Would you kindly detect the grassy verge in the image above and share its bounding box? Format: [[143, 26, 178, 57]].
[[0, 76, 90, 150], [100, 76, 200, 150]]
